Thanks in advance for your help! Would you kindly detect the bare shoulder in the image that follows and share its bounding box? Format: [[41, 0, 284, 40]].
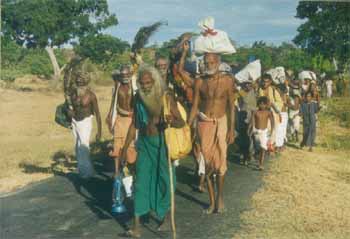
[[87, 89, 97, 100], [221, 73, 233, 82]]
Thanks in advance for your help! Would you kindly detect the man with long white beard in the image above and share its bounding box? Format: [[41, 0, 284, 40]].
[[188, 53, 235, 214], [121, 65, 184, 237]]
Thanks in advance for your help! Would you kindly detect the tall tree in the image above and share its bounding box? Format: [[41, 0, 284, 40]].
[[293, 1, 350, 70], [75, 34, 130, 67], [1, 0, 118, 79]]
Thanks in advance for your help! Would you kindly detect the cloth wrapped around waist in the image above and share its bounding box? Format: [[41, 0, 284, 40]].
[[197, 113, 228, 175]]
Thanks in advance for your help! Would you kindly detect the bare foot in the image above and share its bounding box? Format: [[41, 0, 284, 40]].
[[203, 205, 215, 214], [217, 207, 227, 214], [198, 184, 206, 193], [217, 201, 225, 214], [157, 215, 171, 232], [308, 147, 313, 152], [124, 229, 141, 238]]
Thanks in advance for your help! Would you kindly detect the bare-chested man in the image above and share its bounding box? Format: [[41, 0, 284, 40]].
[[68, 68, 102, 179], [121, 65, 185, 238], [251, 96, 274, 170], [188, 53, 235, 214], [106, 65, 136, 177], [155, 57, 170, 86]]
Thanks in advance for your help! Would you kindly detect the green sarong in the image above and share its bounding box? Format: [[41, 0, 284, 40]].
[[134, 134, 175, 219]]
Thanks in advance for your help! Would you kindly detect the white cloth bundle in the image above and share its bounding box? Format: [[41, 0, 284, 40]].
[[235, 60, 261, 83], [218, 62, 232, 73], [266, 66, 286, 85], [298, 70, 317, 82], [194, 16, 236, 55]]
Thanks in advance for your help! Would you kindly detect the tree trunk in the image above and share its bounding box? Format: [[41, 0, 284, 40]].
[[45, 46, 61, 80]]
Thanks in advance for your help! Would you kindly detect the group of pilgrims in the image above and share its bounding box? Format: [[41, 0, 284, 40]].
[[61, 17, 322, 237]]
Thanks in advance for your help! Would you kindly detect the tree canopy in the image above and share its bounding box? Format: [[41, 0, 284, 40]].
[[1, 0, 118, 79], [293, 1, 350, 70], [2, 0, 118, 48], [75, 34, 130, 66]]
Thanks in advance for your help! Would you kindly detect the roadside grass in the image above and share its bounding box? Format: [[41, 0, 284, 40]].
[[0, 82, 113, 193], [233, 97, 350, 239]]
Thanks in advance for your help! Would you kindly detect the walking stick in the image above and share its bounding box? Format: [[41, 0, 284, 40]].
[[166, 124, 177, 239]]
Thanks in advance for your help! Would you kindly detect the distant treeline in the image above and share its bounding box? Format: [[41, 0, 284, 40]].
[[1, 36, 340, 83]]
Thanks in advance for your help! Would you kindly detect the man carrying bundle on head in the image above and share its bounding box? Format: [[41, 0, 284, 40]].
[[188, 16, 236, 214]]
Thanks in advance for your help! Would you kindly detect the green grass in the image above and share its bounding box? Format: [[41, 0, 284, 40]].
[[318, 97, 350, 150]]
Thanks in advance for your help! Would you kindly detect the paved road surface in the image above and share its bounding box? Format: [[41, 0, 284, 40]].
[[0, 146, 266, 239]]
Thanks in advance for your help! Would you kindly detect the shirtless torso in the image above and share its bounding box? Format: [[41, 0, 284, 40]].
[[71, 89, 97, 121], [117, 83, 133, 113], [71, 88, 102, 140], [198, 74, 232, 118], [253, 110, 274, 130]]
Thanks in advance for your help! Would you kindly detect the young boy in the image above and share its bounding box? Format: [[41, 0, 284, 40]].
[[300, 91, 319, 152], [250, 96, 275, 170]]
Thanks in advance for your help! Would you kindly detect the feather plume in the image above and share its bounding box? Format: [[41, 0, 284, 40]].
[[131, 21, 167, 53]]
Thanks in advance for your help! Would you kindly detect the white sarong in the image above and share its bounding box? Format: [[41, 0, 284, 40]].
[[253, 128, 269, 151], [275, 112, 288, 147], [72, 115, 95, 179]]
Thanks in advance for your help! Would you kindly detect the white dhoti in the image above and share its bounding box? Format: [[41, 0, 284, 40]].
[[72, 115, 95, 179], [253, 128, 269, 151], [289, 110, 301, 134], [275, 112, 288, 147]]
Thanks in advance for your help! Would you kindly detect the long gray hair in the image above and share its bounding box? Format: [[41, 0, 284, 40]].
[[137, 64, 166, 116]]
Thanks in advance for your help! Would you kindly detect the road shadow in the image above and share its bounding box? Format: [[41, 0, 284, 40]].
[[19, 139, 134, 230]]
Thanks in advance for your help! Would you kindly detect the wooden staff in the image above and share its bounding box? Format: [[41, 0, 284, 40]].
[[166, 124, 177, 239]]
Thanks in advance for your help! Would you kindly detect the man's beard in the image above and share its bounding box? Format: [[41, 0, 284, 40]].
[[203, 66, 218, 76], [120, 77, 131, 84], [159, 69, 167, 79], [77, 85, 88, 97], [139, 83, 164, 116]]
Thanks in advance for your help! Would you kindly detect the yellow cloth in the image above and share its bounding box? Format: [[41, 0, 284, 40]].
[[258, 87, 283, 111]]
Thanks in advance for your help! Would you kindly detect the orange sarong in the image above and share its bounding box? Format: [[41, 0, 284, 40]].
[[197, 114, 228, 175], [109, 114, 137, 164]]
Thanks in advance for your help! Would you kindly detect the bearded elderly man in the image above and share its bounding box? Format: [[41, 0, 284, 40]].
[[188, 53, 235, 214], [155, 57, 170, 85], [121, 65, 185, 238], [68, 68, 102, 179]]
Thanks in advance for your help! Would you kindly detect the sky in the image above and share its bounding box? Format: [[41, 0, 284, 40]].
[[105, 0, 304, 47]]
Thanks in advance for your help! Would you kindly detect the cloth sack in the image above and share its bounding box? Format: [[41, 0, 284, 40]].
[[298, 70, 317, 82], [194, 16, 236, 55], [55, 101, 71, 128], [235, 60, 261, 83], [266, 66, 286, 85], [163, 94, 192, 160]]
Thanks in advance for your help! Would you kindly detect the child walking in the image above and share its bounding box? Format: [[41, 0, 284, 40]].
[[300, 91, 319, 152], [250, 96, 275, 170]]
